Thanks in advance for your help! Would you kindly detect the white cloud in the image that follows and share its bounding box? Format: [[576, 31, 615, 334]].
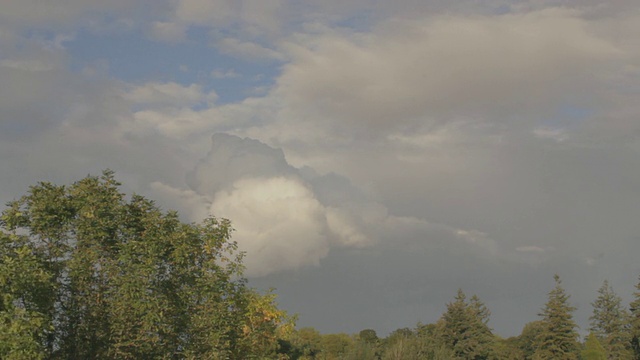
[[124, 108, 222, 140], [533, 126, 568, 142], [211, 68, 241, 79], [216, 37, 285, 61], [176, 134, 374, 276], [148, 181, 211, 221], [274, 8, 620, 136], [0, 59, 55, 72], [124, 82, 217, 107], [174, 0, 284, 37], [120, 82, 223, 140], [210, 176, 330, 276], [149, 21, 187, 43], [325, 207, 370, 247]]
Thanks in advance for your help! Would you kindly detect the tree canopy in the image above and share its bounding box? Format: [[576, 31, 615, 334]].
[[0, 171, 292, 359]]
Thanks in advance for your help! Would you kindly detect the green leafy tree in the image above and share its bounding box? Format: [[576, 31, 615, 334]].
[[319, 333, 353, 360], [630, 275, 640, 360], [285, 327, 323, 359], [589, 280, 631, 359], [436, 289, 494, 359], [415, 323, 456, 360], [0, 232, 52, 360], [582, 332, 607, 360], [344, 338, 378, 360], [344, 329, 379, 360], [532, 274, 580, 360], [0, 171, 292, 359], [358, 329, 379, 346], [381, 328, 416, 360]]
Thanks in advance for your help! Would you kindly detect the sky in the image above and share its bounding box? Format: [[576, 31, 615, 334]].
[[1, 0, 640, 337]]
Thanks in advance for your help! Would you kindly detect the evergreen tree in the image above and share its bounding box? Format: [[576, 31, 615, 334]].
[[532, 274, 580, 360], [437, 289, 494, 359], [630, 275, 640, 360], [589, 280, 631, 359], [582, 333, 607, 360], [517, 321, 546, 359]]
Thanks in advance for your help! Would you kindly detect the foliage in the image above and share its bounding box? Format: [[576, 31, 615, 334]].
[[516, 321, 546, 359], [532, 274, 580, 360], [589, 280, 631, 359], [284, 327, 324, 359], [582, 333, 607, 360], [320, 333, 354, 360], [491, 337, 524, 360], [436, 289, 495, 359], [0, 171, 292, 359], [631, 275, 640, 360], [358, 329, 378, 345]]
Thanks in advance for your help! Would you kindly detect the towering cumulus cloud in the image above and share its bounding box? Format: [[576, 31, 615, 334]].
[[171, 133, 371, 276], [154, 133, 506, 277]]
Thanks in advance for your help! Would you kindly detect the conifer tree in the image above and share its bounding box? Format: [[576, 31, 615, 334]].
[[630, 275, 640, 360], [582, 333, 607, 360], [532, 274, 580, 360], [518, 321, 546, 359], [437, 289, 494, 359], [589, 280, 631, 359]]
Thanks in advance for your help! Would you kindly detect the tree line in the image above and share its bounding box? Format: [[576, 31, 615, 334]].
[[1, 171, 640, 359], [281, 274, 640, 359]]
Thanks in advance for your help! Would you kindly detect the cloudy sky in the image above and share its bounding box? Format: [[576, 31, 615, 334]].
[[2, 0, 640, 336]]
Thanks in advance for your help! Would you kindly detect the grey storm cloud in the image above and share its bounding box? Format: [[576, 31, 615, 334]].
[[2, 0, 640, 338]]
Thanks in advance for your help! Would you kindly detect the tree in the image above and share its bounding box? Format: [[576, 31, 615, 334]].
[[358, 329, 379, 345], [532, 274, 580, 360], [517, 321, 546, 359], [414, 323, 456, 360], [0, 171, 292, 359], [582, 333, 607, 360], [382, 328, 416, 360], [285, 327, 323, 359], [631, 275, 640, 360], [589, 280, 631, 359], [436, 289, 494, 359], [320, 333, 353, 360]]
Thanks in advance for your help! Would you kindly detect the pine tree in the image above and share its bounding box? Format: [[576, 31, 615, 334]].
[[437, 289, 494, 359], [582, 333, 607, 360], [589, 280, 631, 359], [532, 274, 580, 360], [630, 275, 640, 360]]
